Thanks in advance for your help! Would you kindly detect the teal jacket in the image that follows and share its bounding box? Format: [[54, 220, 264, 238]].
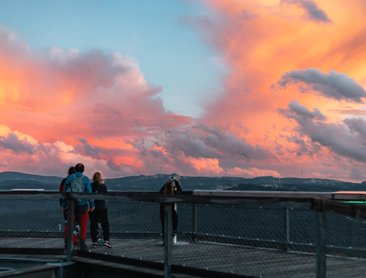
[[64, 172, 95, 209]]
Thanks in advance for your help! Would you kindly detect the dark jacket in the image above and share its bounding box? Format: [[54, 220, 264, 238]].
[[92, 182, 108, 210], [159, 180, 182, 195]]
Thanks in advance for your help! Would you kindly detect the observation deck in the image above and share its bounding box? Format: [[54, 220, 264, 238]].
[[0, 190, 366, 277]]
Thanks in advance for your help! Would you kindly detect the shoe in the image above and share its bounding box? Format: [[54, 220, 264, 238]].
[[104, 241, 112, 248], [97, 238, 104, 246], [92, 242, 98, 248], [172, 235, 177, 244]]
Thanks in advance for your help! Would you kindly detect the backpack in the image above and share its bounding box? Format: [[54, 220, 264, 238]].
[[68, 175, 85, 203], [70, 176, 84, 192]]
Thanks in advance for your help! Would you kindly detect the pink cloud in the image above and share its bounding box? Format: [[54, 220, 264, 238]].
[[2, 0, 366, 182], [191, 0, 366, 181], [1, 25, 269, 178]]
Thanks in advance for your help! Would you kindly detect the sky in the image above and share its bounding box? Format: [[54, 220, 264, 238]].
[[1, 0, 366, 182]]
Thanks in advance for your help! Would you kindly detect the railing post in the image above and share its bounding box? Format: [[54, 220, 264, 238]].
[[66, 198, 75, 262], [283, 207, 290, 251], [163, 203, 172, 278], [191, 203, 197, 242], [316, 209, 326, 278]]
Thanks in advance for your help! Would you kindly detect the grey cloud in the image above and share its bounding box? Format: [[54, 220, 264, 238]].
[[197, 125, 270, 160], [163, 125, 271, 161], [0, 133, 34, 154], [277, 68, 366, 102], [166, 131, 216, 158], [344, 118, 366, 137], [281, 100, 325, 121], [283, 102, 366, 162], [76, 138, 101, 157], [286, 135, 320, 157], [50, 49, 130, 91], [283, 0, 331, 23], [136, 124, 271, 162]]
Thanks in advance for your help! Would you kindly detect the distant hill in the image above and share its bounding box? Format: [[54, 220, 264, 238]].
[[107, 175, 247, 191], [0, 171, 365, 192], [0, 171, 61, 190], [0, 172, 244, 191]]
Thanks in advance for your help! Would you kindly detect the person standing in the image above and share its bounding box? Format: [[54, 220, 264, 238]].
[[64, 163, 95, 251], [59, 166, 76, 247], [159, 173, 182, 244], [59, 166, 76, 219], [89, 172, 112, 248]]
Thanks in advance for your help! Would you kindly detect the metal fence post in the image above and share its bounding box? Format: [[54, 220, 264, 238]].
[[283, 207, 290, 251], [316, 209, 326, 278], [191, 203, 197, 242], [66, 198, 75, 262], [164, 203, 172, 278]]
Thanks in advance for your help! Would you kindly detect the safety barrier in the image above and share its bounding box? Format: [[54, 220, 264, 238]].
[[0, 189, 366, 277]]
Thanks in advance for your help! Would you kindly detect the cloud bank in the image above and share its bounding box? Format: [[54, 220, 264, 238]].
[[2, 0, 366, 182], [0, 25, 273, 178]]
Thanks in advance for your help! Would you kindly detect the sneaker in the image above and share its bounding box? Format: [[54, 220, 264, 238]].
[[97, 238, 104, 246], [92, 242, 98, 248], [104, 241, 112, 248]]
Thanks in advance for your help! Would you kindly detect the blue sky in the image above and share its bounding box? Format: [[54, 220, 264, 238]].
[[0, 0, 223, 117]]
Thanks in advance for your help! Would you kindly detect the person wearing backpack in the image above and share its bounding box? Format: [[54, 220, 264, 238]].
[[159, 173, 182, 244], [64, 163, 95, 251]]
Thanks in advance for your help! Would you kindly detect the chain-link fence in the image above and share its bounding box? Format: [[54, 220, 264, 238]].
[[0, 191, 366, 277]]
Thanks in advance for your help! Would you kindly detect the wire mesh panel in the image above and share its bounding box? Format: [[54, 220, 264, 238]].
[[325, 212, 366, 278], [326, 212, 366, 250], [171, 202, 319, 277], [171, 202, 366, 277], [107, 200, 162, 237], [1, 192, 366, 277], [0, 198, 62, 234], [0, 196, 64, 251], [87, 200, 165, 263], [289, 207, 317, 253]]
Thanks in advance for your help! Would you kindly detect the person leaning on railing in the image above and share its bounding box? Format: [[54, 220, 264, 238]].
[[159, 173, 182, 244]]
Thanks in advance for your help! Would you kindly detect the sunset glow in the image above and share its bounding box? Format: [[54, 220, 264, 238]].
[[1, 1, 366, 181]]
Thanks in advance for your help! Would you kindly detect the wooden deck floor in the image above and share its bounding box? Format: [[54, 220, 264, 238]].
[[0, 238, 365, 277]]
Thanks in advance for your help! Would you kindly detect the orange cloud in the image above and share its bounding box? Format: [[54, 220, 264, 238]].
[[2, 0, 366, 182], [0, 26, 194, 177], [184, 157, 222, 174], [195, 0, 366, 181]]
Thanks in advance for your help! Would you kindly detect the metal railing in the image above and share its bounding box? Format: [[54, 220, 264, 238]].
[[0, 190, 366, 277]]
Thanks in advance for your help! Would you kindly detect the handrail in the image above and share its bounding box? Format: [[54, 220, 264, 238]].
[[2, 189, 366, 278]]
